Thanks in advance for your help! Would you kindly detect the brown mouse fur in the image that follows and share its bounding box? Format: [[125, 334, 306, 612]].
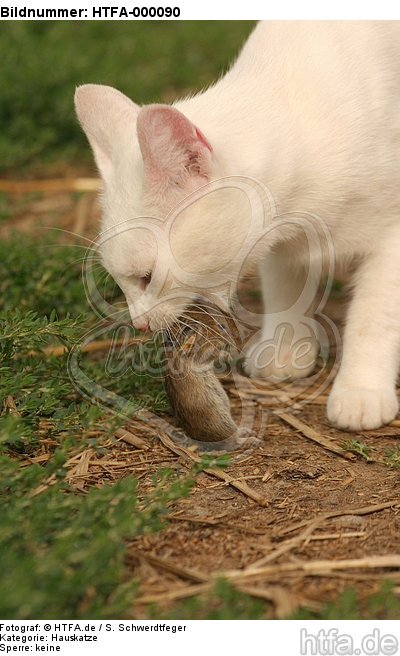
[[163, 305, 256, 451]]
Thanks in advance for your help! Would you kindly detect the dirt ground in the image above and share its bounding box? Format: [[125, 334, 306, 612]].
[[3, 178, 400, 618], [125, 305, 400, 617]]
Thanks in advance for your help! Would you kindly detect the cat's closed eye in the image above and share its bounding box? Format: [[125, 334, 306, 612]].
[[110, 268, 153, 292], [140, 272, 152, 290]]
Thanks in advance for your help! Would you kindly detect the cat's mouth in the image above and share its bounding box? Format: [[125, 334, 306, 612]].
[[133, 295, 228, 335]]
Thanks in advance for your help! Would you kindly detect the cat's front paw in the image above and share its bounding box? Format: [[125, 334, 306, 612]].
[[244, 335, 318, 382], [327, 387, 398, 431]]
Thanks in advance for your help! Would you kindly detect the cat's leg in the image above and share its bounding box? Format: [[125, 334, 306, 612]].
[[245, 249, 319, 381], [328, 230, 400, 430]]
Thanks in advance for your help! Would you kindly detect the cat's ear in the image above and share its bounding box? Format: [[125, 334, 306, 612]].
[[136, 105, 213, 188], [74, 84, 139, 181]]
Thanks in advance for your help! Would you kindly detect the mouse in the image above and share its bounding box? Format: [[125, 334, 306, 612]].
[[162, 304, 259, 452]]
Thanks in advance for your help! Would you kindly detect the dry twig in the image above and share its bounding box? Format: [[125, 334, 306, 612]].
[[114, 427, 149, 451], [0, 178, 101, 194], [276, 411, 355, 460], [143, 413, 268, 507]]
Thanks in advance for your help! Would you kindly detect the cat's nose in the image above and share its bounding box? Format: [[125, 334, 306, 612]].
[[134, 318, 150, 333]]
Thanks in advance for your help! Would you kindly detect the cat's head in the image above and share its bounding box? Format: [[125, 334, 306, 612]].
[[75, 85, 251, 331]]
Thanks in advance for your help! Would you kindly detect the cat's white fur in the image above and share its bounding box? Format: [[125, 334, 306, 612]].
[[75, 21, 400, 431]]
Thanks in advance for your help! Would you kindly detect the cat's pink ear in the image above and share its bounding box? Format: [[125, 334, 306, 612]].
[[74, 84, 139, 181], [136, 105, 212, 189]]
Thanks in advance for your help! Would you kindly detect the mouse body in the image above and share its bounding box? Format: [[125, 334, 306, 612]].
[[162, 305, 256, 451]]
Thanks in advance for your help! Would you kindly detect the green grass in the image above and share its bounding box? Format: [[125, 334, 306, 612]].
[[386, 445, 400, 468], [343, 439, 373, 462], [1, 465, 195, 619], [0, 231, 240, 619], [0, 231, 167, 445], [291, 582, 400, 620], [150, 580, 400, 620], [0, 231, 178, 618], [0, 21, 255, 172]]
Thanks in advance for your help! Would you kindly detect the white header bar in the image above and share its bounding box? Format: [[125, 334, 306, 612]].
[[1, 0, 400, 20]]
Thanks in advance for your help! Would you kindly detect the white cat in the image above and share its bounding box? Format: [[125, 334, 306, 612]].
[[75, 20, 400, 431]]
